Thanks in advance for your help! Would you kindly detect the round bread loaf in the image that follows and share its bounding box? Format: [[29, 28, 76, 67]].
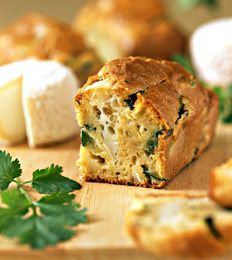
[[0, 13, 102, 83]]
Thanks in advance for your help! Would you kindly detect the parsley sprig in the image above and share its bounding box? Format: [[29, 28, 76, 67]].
[[172, 54, 232, 124], [0, 151, 87, 249], [178, 0, 218, 9]]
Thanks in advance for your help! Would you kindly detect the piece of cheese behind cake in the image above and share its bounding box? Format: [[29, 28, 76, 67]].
[[23, 60, 79, 147], [209, 159, 232, 207], [126, 195, 232, 258], [0, 59, 79, 147], [0, 60, 36, 145]]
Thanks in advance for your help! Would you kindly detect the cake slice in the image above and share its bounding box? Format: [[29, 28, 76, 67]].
[[209, 158, 232, 207], [126, 194, 232, 258], [75, 57, 218, 188]]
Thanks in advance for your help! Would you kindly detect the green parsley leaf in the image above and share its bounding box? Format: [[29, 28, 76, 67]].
[[6, 215, 75, 249], [178, 0, 218, 9], [37, 193, 87, 226], [213, 86, 232, 124], [0, 151, 86, 249], [0, 151, 22, 191], [171, 54, 195, 75], [2, 192, 87, 249], [145, 129, 163, 155], [1, 188, 31, 214], [32, 164, 81, 194], [0, 192, 87, 249], [0, 189, 31, 234], [81, 130, 92, 146]]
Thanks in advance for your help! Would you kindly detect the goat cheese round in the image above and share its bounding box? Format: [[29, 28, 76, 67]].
[[0, 59, 79, 147], [190, 18, 232, 86]]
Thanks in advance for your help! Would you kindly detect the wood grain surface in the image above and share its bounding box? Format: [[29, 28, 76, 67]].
[[0, 123, 231, 260]]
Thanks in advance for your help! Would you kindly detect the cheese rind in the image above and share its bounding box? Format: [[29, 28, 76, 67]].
[[23, 61, 79, 147]]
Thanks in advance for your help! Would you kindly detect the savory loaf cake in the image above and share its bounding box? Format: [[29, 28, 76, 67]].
[[209, 158, 232, 207], [0, 13, 101, 84], [75, 57, 218, 188], [73, 0, 186, 62], [126, 195, 232, 258]]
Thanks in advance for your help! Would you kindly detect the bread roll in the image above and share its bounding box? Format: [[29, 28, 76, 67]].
[[0, 13, 101, 83], [73, 0, 186, 62]]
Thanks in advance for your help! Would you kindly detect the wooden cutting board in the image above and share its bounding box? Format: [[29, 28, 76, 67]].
[[1, 124, 232, 260]]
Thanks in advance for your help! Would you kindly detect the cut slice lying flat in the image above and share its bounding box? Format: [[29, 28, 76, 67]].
[[126, 195, 232, 258]]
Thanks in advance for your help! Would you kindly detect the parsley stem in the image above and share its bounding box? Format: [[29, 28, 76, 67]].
[[13, 179, 23, 188], [19, 187, 33, 205], [22, 180, 32, 185], [32, 204, 37, 216]]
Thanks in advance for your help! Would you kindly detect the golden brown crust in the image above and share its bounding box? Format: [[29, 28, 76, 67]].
[[75, 57, 218, 187], [0, 13, 102, 83], [209, 159, 232, 207], [74, 0, 186, 60], [74, 0, 165, 28]]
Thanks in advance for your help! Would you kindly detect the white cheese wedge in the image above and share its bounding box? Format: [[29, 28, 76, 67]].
[[23, 60, 79, 147], [0, 60, 79, 147], [0, 61, 34, 144]]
